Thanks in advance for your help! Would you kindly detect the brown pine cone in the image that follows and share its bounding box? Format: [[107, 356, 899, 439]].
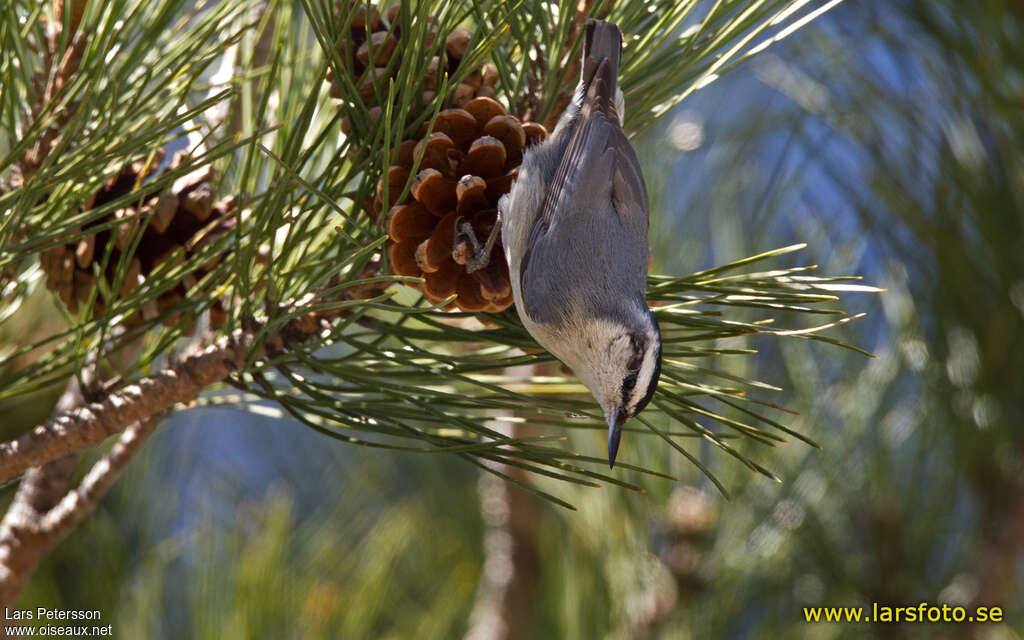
[[38, 151, 236, 332], [327, 3, 499, 137], [378, 96, 548, 313]]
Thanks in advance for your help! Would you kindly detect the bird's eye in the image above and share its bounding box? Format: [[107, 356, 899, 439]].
[[620, 372, 639, 408]]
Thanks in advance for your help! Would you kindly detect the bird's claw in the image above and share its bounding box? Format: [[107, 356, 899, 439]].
[[453, 217, 499, 274]]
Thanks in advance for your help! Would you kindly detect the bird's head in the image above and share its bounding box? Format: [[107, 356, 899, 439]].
[[551, 306, 662, 467]]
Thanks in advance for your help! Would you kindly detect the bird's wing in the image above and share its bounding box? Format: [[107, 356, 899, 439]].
[[518, 85, 649, 324]]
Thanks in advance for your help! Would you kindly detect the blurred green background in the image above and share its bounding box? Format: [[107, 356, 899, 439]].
[[8, 0, 1024, 638]]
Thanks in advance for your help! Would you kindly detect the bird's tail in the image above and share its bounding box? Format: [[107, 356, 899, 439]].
[[580, 19, 622, 121]]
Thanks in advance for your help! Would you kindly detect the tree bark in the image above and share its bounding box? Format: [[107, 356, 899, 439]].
[[463, 419, 542, 640], [0, 337, 247, 484]]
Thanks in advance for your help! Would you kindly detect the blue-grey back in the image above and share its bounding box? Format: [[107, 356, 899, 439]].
[[517, 110, 649, 327]]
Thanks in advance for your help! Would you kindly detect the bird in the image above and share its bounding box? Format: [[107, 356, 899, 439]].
[[456, 19, 661, 467]]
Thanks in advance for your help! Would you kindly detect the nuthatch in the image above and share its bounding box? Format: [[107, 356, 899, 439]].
[[456, 19, 661, 467]]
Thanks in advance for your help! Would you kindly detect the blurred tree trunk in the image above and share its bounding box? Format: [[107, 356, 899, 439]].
[[463, 420, 541, 640]]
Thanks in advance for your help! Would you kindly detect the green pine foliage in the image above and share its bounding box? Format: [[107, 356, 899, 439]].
[[1, 0, 862, 508]]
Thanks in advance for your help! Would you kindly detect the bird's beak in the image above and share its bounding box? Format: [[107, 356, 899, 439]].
[[607, 409, 626, 469]]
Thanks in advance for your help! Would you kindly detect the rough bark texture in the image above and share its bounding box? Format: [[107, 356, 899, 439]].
[[0, 337, 247, 484], [0, 378, 90, 613], [0, 417, 159, 608], [0, 335, 247, 607]]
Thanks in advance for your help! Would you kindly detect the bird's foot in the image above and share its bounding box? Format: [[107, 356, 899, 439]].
[[453, 213, 503, 274]]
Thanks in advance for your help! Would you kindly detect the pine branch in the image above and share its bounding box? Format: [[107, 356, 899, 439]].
[[40, 416, 161, 545], [18, 8, 88, 178], [0, 0, 868, 514], [0, 415, 160, 607], [0, 336, 247, 484]]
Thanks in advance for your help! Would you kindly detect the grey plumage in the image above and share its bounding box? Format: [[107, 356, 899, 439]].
[[501, 19, 662, 467]]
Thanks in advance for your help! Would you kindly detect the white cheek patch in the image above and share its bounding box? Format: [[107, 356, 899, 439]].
[[630, 350, 657, 410]]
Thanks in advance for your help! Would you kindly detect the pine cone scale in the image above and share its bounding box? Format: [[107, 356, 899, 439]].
[[378, 101, 547, 312], [40, 151, 236, 331]]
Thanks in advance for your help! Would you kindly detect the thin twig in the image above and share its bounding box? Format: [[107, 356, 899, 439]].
[[40, 416, 162, 540], [0, 336, 248, 485], [0, 415, 161, 607]]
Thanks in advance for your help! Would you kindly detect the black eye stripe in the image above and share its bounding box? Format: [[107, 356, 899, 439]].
[[621, 321, 663, 416], [626, 333, 645, 372], [620, 332, 646, 406], [633, 340, 662, 415], [620, 373, 636, 407]]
